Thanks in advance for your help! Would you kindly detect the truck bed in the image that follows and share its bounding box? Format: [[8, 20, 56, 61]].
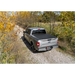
[[33, 33, 56, 40]]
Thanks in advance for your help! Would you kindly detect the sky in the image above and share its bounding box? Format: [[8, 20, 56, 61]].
[[9, 9, 15, 15], [54, 9, 61, 15], [9, 9, 44, 15], [41, 9, 44, 13], [9, 9, 60, 15]]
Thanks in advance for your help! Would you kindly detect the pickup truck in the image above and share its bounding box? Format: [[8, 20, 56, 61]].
[[23, 27, 58, 52]]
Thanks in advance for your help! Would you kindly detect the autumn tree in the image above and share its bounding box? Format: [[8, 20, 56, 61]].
[[0, 11, 17, 63], [53, 11, 75, 51], [42, 11, 56, 23], [15, 11, 30, 28]]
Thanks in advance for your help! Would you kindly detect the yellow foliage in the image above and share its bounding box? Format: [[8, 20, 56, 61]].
[[19, 11, 30, 16], [4, 50, 6, 52], [0, 25, 4, 30], [0, 11, 17, 63], [0, 41, 1, 43], [1, 36, 5, 41]]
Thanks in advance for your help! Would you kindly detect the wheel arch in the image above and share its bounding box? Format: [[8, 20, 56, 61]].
[[30, 41, 34, 45]]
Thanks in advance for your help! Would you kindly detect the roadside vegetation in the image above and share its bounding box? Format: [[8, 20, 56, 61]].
[[0, 12, 19, 63]]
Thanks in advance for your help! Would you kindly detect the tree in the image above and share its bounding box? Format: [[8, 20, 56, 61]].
[[0, 11, 16, 63], [42, 11, 55, 23]]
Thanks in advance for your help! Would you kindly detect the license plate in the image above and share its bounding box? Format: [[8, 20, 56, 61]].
[[46, 47, 50, 50], [47, 47, 49, 49], [46, 46, 53, 50]]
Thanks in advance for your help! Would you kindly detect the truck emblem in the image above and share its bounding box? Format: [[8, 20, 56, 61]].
[[48, 41, 50, 43]]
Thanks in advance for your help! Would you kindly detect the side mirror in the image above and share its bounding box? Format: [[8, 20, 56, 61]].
[[23, 31, 27, 33]]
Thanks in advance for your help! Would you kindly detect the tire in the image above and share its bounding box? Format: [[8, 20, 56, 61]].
[[31, 42, 36, 52], [23, 33, 25, 40], [23, 33, 25, 37]]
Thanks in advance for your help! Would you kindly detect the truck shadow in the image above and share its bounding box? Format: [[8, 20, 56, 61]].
[[21, 36, 48, 53]]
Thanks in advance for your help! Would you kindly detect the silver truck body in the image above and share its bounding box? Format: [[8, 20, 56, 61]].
[[24, 27, 58, 51]]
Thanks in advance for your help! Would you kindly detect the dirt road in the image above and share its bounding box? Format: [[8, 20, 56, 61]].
[[14, 25, 75, 64]]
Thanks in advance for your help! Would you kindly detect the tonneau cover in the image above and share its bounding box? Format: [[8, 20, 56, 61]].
[[33, 34, 56, 40]]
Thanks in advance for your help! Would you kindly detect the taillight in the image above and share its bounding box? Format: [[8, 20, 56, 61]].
[[37, 42, 40, 47], [38, 29, 40, 30], [57, 39, 59, 43]]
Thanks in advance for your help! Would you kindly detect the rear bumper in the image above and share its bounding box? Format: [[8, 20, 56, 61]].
[[37, 45, 58, 51]]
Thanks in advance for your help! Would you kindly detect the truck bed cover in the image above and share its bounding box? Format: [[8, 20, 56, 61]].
[[33, 34, 56, 40]]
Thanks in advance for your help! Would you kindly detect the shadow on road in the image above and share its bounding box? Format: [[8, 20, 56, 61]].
[[21, 36, 48, 53]]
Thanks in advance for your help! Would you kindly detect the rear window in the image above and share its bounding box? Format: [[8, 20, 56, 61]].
[[32, 30, 46, 34]]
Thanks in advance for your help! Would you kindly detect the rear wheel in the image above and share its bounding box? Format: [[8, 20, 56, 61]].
[[23, 33, 25, 37], [31, 42, 36, 52], [23, 33, 25, 40]]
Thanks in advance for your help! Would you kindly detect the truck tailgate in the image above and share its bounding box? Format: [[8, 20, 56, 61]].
[[40, 38, 57, 47]]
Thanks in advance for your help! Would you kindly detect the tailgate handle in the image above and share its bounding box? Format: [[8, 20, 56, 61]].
[[48, 39, 51, 41]]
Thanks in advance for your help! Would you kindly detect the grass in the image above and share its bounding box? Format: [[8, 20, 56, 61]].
[[58, 40, 75, 56], [31, 22, 62, 34], [0, 33, 2, 63], [59, 46, 66, 51], [32, 22, 53, 33]]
